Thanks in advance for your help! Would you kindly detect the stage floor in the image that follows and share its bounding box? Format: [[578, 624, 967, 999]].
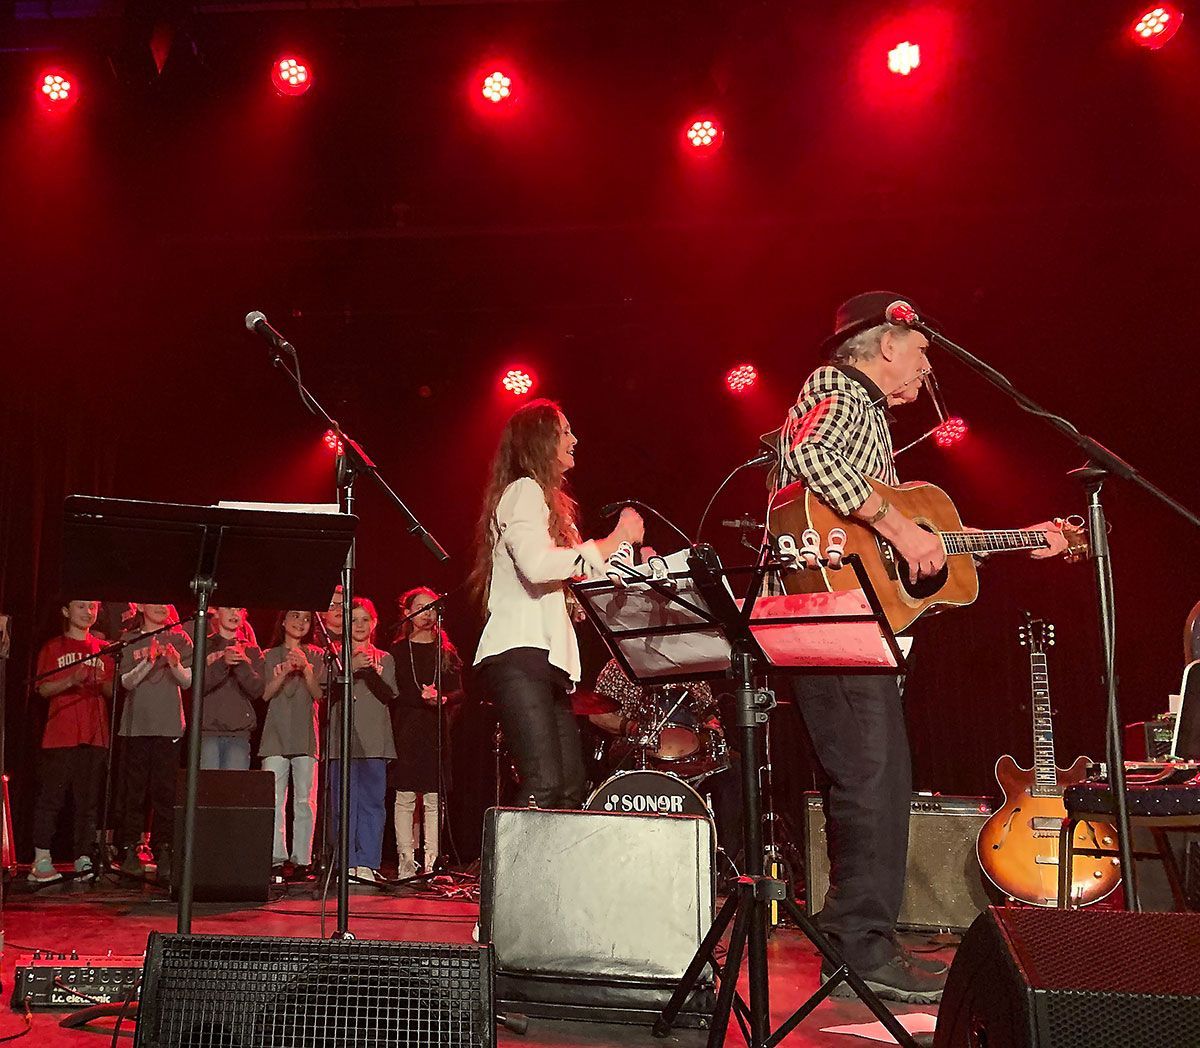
[[2, 877, 947, 1047]]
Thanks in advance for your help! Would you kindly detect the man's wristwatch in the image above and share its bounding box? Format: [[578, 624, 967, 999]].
[[862, 499, 891, 526]]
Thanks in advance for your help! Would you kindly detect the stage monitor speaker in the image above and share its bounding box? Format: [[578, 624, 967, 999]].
[[135, 932, 494, 1048], [804, 791, 992, 932], [171, 769, 274, 902], [933, 906, 1200, 1048], [480, 806, 715, 1027]]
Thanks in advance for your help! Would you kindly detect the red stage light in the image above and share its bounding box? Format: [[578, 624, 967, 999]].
[[934, 417, 967, 448], [887, 41, 921, 76], [1132, 5, 1183, 48], [501, 368, 534, 396], [323, 429, 344, 454], [685, 118, 724, 154], [38, 70, 78, 111], [725, 364, 758, 394], [272, 56, 313, 97], [482, 70, 513, 103]]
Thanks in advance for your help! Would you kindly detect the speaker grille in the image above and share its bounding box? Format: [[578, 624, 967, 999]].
[[136, 934, 494, 1048], [1040, 991, 1200, 1048], [996, 909, 1200, 1048], [999, 908, 1200, 995]]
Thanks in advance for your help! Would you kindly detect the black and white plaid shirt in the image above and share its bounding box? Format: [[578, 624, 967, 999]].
[[774, 365, 898, 515]]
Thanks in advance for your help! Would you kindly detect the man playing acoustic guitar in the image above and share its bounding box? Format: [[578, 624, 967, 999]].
[[774, 291, 1071, 1003]]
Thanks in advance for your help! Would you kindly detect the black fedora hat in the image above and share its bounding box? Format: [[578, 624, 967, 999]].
[[819, 290, 925, 358]]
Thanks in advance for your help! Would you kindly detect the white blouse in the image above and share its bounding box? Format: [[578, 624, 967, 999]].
[[473, 477, 610, 683]]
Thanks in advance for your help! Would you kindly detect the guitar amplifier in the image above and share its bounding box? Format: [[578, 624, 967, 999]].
[[804, 792, 992, 933], [481, 807, 715, 1026]]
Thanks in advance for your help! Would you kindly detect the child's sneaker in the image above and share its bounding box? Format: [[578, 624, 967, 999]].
[[27, 856, 63, 885], [74, 855, 95, 880]]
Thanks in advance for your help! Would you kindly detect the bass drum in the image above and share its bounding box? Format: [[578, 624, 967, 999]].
[[585, 769, 713, 825]]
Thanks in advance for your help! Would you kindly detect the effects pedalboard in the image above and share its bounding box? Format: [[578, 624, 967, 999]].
[[11, 951, 143, 1010]]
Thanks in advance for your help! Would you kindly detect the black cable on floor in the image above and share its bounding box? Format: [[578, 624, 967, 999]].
[[0, 1000, 33, 1043]]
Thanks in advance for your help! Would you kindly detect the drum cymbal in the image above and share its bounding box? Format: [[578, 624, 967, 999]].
[[571, 689, 620, 716]]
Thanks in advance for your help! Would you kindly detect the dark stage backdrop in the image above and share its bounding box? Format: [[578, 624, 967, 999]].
[[2, 0, 1198, 862]]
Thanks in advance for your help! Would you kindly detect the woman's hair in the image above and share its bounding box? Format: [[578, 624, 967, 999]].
[[394, 586, 459, 657], [269, 609, 315, 649], [468, 398, 578, 608]]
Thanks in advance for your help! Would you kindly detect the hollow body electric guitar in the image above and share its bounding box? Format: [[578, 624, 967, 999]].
[[976, 616, 1121, 908], [767, 478, 1087, 634]]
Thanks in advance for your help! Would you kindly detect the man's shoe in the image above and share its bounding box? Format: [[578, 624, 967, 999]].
[[290, 864, 315, 882], [27, 856, 63, 885], [900, 946, 949, 977], [821, 952, 945, 1004]]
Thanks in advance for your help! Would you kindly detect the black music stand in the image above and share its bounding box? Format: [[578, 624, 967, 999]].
[[573, 550, 918, 1048], [61, 496, 355, 933]]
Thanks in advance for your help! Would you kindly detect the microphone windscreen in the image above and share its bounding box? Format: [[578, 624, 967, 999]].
[[245, 310, 266, 331], [884, 300, 917, 325]]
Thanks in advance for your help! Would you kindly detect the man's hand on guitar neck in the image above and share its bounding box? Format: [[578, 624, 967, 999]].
[[853, 491, 947, 584], [1026, 520, 1070, 559], [964, 521, 1072, 561]]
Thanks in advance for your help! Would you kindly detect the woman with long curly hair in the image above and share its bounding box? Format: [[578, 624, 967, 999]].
[[471, 398, 643, 809]]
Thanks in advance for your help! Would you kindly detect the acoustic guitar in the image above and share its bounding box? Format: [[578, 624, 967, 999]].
[[975, 615, 1121, 907], [767, 477, 1087, 633]]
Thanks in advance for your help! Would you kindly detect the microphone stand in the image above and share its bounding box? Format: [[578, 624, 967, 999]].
[[311, 611, 342, 896], [254, 323, 448, 937], [913, 317, 1200, 911], [390, 592, 472, 893], [696, 454, 775, 544]]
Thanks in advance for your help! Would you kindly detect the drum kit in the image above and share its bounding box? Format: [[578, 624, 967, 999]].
[[572, 660, 731, 830]]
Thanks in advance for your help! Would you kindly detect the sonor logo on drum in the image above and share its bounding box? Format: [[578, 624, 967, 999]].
[[603, 792, 687, 814], [586, 769, 712, 824]]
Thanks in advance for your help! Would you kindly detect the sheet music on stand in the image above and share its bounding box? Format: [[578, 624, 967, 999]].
[[571, 549, 905, 683]]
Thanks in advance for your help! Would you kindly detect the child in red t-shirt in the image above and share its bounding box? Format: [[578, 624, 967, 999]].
[[31, 599, 114, 883]]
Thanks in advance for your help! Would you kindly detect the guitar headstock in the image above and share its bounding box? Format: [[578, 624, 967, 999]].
[[1018, 612, 1055, 655]]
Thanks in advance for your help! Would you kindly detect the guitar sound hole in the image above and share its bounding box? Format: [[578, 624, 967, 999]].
[[894, 541, 950, 600]]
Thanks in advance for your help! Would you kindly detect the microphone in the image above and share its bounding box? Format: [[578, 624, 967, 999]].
[[597, 499, 694, 549], [244, 311, 296, 354], [741, 449, 775, 469], [721, 516, 765, 531], [599, 499, 635, 517], [884, 300, 919, 326]]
